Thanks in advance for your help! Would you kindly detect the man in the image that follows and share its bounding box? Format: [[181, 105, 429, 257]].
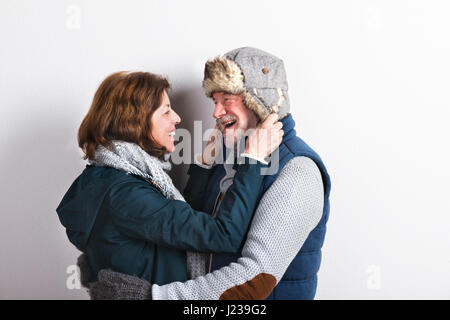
[[84, 47, 331, 300]]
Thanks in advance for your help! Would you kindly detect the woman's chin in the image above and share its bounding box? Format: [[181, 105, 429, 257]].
[[166, 144, 175, 153]]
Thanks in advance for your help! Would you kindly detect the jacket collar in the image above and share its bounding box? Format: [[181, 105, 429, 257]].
[[280, 113, 296, 141]]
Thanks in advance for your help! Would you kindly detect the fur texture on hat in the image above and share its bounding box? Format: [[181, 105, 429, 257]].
[[203, 56, 269, 121]]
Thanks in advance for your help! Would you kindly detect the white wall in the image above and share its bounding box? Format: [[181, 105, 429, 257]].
[[1, 0, 449, 299]]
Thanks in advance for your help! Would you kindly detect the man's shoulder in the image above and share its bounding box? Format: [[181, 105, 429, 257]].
[[278, 156, 322, 183], [256, 156, 324, 219], [281, 134, 315, 156]]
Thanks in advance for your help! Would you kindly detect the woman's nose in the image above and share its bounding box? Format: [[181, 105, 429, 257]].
[[172, 110, 181, 124]]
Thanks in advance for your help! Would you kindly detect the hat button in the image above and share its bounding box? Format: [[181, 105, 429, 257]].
[[262, 68, 269, 75]]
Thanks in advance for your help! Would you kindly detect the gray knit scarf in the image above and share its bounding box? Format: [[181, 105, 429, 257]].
[[90, 141, 185, 201], [90, 141, 207, 278]]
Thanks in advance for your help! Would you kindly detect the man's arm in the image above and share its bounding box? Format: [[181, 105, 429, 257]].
[[87, 156, 324, 300], [152, 156, 324, 299]]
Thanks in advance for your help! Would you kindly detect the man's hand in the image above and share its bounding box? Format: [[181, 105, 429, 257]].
[[89, 269, 152, 300]]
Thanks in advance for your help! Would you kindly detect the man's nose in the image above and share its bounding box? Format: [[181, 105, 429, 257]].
[[213, 103, 226, 119]]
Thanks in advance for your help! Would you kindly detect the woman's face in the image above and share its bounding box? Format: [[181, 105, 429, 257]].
[[150, 91, 181, 153]]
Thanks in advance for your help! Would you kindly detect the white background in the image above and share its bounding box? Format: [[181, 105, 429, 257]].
[[1, 0, 449, 299]]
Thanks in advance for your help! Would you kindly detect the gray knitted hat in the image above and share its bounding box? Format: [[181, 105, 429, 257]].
[[203, 47, 290, 120]]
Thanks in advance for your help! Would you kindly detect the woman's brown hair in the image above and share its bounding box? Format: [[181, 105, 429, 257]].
[[78, 71, 170, 160]]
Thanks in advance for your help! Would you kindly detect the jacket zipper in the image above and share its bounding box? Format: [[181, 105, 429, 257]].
[[208, 191, 224, 272]]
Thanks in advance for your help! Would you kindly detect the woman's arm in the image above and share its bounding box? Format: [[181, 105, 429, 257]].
[[88, 157, 324, 300], [110, 158, 267, 253]]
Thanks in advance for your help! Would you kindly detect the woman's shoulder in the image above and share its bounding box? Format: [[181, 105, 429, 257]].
[[79, 165, 169, 215], [83, 165, 143, 182], [81, 165, 161, 194]]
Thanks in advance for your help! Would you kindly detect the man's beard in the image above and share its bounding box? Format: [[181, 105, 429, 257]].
[[216, 115, 238, 149], [216, 115, 238, 132]]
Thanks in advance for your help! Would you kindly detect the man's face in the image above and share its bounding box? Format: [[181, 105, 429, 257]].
[[212, 92, 258, 148]]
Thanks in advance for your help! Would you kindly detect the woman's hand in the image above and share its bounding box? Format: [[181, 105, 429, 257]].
[[245, 113, 284, 160]]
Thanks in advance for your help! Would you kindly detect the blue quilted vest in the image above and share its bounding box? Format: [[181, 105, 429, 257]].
[[202, 114, 331, 300]]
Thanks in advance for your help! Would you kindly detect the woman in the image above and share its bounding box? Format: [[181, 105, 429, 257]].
[[56, 71, 283, 286]]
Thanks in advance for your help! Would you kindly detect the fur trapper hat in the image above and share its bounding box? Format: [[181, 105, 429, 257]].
[[203, 47, 290, 120]]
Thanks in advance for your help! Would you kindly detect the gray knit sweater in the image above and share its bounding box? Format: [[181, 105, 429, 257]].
[[152, 156, 324, 299]]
